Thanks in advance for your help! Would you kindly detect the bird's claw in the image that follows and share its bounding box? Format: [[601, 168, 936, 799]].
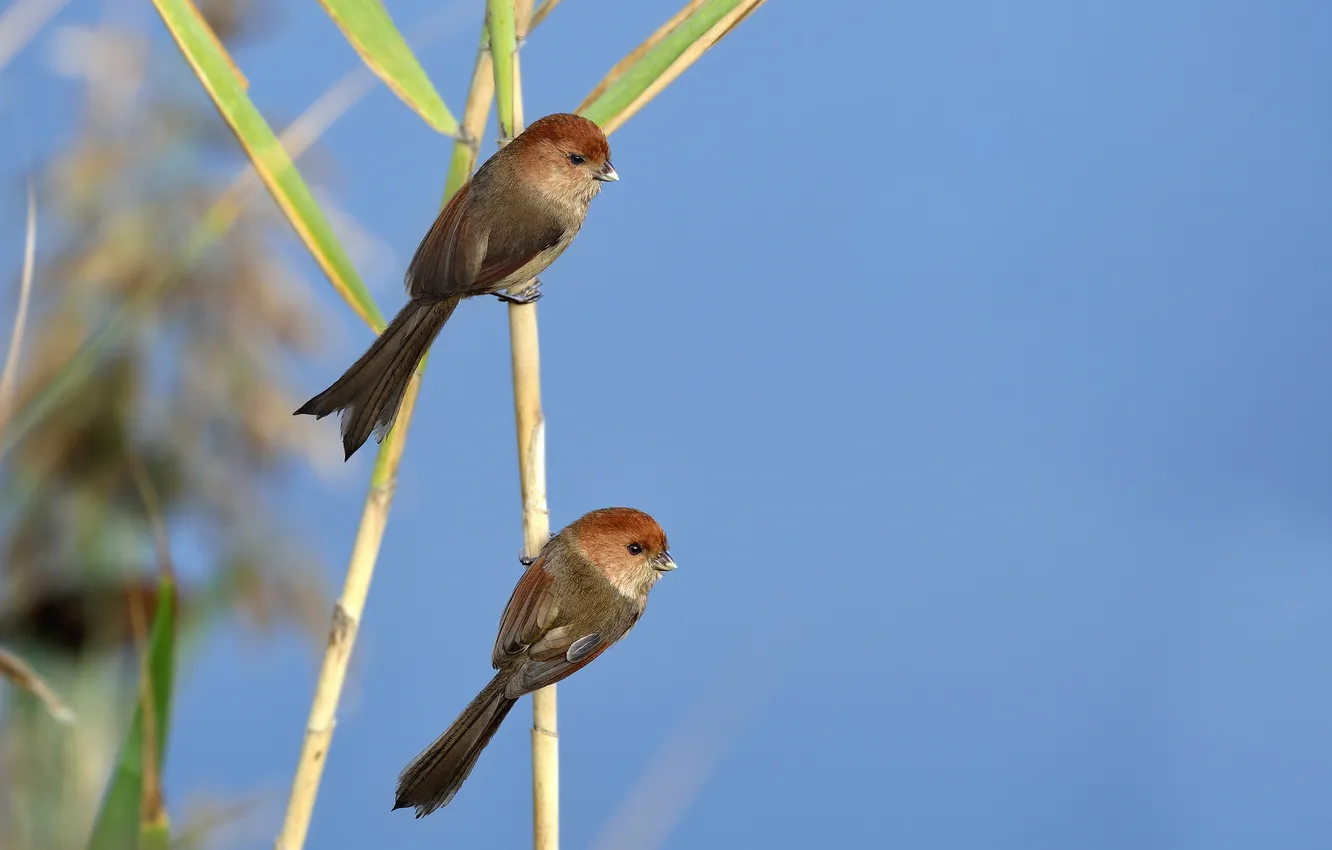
[[495, 278, 543, 305], [518, 531, 558, 566]]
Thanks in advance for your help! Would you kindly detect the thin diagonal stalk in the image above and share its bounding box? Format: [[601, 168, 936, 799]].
[[529, 0, 562, 30], [0, 178, 37, 440], [486, 2, 557, 849], [0, 647, 75, 725], [0, 0, 69, 72], [273, 21, 498, 850], [274, 376, 422, 850]]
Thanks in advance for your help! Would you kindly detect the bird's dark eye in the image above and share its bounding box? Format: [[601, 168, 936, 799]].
[[567, 153, 585, 166], [627, 543, 643, 555]]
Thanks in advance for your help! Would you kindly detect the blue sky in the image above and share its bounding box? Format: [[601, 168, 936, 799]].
[[4, 0, 1332, 847]]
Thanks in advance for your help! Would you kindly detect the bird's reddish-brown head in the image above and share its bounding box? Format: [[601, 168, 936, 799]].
[[507, 113, 617, 207], [566, 507, 674, 598]]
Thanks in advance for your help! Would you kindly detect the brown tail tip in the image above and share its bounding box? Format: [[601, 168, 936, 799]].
[[389, 797, 435, 819], [293, 395, 380, 461], [293, 298, 458, 462], [293, 399, 323, 418]]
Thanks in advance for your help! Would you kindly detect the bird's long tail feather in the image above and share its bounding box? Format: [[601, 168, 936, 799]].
[[295, 297, 459, 460], [394, 671, 516, 817]]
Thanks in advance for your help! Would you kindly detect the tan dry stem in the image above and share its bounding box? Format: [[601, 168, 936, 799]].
[[275, 375, 423, 850], [493, 2, 559, 847], [461, 46, 495, 163], [0, 647, 75, 725], [529, 0, 562, 30], [275, 14, 503, 850]]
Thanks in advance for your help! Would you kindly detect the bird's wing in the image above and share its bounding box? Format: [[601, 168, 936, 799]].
[[492, 561, 560, 668], [403, 181, 475, 299], [490, 561, 614, 698], [503, 630, 610, 698], [404, 180, 565, 299]]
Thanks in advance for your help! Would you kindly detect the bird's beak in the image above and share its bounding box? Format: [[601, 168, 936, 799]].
[[594, 161, 619, 182], [653, 550, 676, 572]]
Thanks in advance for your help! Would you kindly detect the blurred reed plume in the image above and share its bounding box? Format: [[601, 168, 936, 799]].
[[0, 2, 330, 848]]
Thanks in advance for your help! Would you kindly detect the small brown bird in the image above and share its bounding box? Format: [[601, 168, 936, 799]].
[[296, 113, 617, 459], [393, 507, 675, 817]]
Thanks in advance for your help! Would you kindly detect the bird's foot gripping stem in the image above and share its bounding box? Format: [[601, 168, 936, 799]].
[[495, 278, 543, 305], [518, 531, 559, 566]]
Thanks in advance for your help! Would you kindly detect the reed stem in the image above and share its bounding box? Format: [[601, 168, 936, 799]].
[[487, 1, 557, 847]]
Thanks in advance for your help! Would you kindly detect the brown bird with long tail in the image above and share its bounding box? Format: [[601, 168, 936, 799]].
[[393, 507, 674, 817], [296, 113, 618, 459]]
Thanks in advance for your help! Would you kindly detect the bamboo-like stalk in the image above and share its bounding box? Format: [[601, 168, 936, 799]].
[[273, 26, 498, 850], [485, 1, 557, 848]]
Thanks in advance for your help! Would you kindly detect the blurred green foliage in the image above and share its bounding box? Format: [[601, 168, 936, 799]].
[[0, 2, 330, 848]]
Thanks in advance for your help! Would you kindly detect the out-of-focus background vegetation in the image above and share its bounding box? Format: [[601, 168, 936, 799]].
[[1, 2, 331, 846]]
